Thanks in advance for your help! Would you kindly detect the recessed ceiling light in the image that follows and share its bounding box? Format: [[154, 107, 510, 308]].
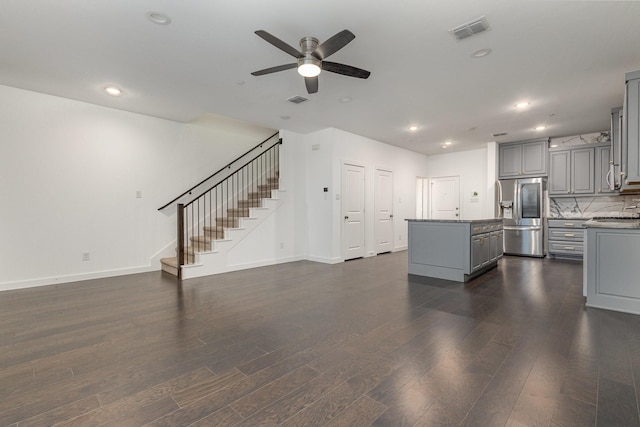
[[146, 11, 171, 25], [471, 48, 492, 58], [340, 97, 352, 103], [104, 85, 123, 96], [515, 101, 530, 109], [409, 126, 419, 131], [535, 125, 547, 131], [444, 141, 452, 145], [442, 145, 448, 149], [550, 144, 558, 148]]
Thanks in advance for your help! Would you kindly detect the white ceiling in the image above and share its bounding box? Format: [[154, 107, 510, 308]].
[[2, 1, 639, 155]]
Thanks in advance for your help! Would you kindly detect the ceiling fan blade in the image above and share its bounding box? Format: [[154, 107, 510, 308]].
[[312, 30, 355, 60], [305, 76, 318, 94], [251, 63, 297, 76], [255, 30, 303, 59], [322, 61, 371, 79]]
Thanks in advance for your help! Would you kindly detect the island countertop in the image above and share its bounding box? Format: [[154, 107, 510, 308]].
[[405, 218, 502, 224]]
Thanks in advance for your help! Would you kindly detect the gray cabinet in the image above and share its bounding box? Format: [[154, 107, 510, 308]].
[[547, 219, 586, 259], [585, 226, 640, 314], [471, 234, 490, 271], [549, 150, 570, 194], [498, 139, 548, 178], [407, 219, 502, 282], [490, 230, 503, 261], [470, 222, 502, 273], [548, 144, 615, 196], [621, 70, 640, 192], [549, 147, 594, 195]]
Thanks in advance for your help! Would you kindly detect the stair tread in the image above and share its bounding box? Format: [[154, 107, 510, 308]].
[[161, 257, 178, 267]]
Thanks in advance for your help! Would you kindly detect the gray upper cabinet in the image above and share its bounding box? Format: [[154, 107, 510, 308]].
[[549, 150, 570, 194], [622, 70, 640, 191], [549, 143, 609, 196], [498, 139, 548, 178], [572, 148, 595, 194]]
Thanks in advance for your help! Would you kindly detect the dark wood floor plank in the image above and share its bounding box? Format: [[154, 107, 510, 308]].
[[187, 406, 244, 427], [550, 395, 596, 427], [325, 395, 388, 427], [596, 377, 640, 427], [230, 365, 320, 418], [237, 353, 381, 426], [17, 395, 100, 427], [278, 355, 398, 427], [54, 367, 216, 427]]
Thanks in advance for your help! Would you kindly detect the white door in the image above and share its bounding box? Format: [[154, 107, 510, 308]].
[[430, 176, 460, 219], [375, 168, 393, 254], [342, 163, 365, 260]]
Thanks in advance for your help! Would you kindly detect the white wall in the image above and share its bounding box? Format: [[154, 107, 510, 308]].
[[426, 147, 491, 220], [303, 128, 430, 262], [0, 85, 275, 290]]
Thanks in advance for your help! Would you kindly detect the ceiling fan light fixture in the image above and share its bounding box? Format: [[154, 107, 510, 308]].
[[297, 57, 321, 77]]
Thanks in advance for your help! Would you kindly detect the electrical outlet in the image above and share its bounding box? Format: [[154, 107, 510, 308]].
[[136, 190, 142, 199], [82, 252, 90, 262]]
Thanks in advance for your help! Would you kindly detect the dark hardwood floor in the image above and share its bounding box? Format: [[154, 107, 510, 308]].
[[1, 252, 640, 426]]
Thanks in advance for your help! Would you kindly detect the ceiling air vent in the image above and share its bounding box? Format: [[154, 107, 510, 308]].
[[492, 131, 508, 137], [449, 16, 490, 40], [287, 95, 308, 104]]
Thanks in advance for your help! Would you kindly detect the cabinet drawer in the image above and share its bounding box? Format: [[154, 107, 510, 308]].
[[548, 241, 584, 254], [471, 224, 492, 235], [549, 228, 584, 242], [548, 219, 586, 228]]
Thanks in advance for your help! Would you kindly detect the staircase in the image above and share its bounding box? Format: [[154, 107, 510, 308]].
[[158, 133, 281, 279], [160, 175, 279, 277]]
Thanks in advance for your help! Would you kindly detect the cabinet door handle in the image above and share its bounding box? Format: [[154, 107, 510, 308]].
[[564, 233, 575, 237], [564, 223, 575, 226], [564, 246, 575, 250]]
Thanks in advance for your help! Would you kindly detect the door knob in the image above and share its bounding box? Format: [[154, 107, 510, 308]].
[[344, 215, 349, 220], [390, 214, 394, 218]]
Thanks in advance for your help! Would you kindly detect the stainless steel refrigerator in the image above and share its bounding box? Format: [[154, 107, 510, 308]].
[[497, 178, 546, 257]]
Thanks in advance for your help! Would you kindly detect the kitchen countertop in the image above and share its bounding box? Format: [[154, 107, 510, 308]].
[[405, 218, 502, 224], [583, 218, 640, 229]]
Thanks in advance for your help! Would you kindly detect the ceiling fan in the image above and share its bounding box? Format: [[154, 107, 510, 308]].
[[251, 29, 371, 94]]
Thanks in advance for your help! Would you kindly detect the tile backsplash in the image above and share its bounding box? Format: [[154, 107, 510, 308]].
[[549, 195, 640, 218]]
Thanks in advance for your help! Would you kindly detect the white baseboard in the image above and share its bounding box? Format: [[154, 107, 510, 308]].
[[305, 255, 343, 264], [0, 264, 158, 292]]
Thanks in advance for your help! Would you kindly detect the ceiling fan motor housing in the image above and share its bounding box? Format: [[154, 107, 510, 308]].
[[297, 37, 321, 76]]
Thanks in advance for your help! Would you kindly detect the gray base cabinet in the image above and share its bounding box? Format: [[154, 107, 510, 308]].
[[407, 219, 502, 282], [585, 226, 640, 314], [547, 219, 586, 259]]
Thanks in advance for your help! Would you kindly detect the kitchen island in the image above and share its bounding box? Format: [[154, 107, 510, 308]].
[[406, 219, 503, 282], [584, 218, 640, 314]]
